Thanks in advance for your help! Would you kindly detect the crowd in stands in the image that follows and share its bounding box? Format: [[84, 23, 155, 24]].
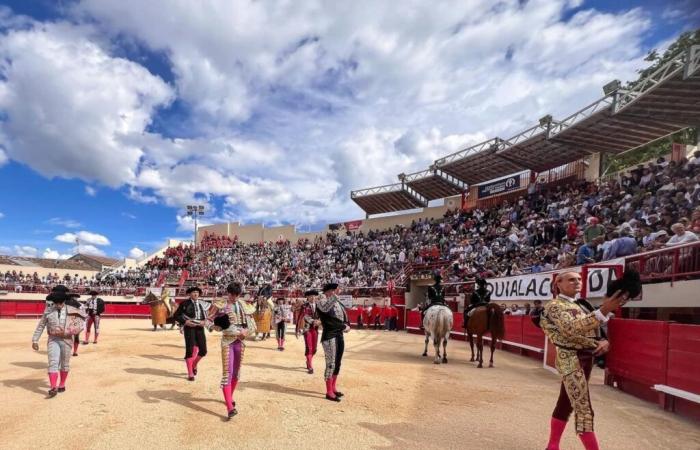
[[3, 152, 698, 295]]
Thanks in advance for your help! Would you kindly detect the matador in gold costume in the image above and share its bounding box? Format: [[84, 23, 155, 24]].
[[540, 271, 627, 450]]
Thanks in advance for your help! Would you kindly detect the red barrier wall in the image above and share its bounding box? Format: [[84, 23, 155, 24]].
[[0, 301, 152, 318], [503, 316, 523, 344], [522, 319, 545, 349], [666, 324, 700, 395], [606, 319, 669, 403]]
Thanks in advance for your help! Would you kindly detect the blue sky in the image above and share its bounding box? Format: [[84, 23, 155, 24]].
[[0, 0, 696, 260]]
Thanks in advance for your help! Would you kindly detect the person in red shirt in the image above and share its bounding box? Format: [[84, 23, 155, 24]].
[[566, 219, 578, 241], [370, 303, 382, 330]]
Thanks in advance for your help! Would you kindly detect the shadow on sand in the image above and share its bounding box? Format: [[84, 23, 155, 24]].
[[136, 389, 223, 420], [12, 361, 48, 370], [243, 380, 324, 400], [124, 367, 183, 380], [137, 354, 182, 362], [247, 362, 308, 373], [2, 377, 48, 396]]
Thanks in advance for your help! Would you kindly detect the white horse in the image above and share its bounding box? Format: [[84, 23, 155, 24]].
[[422, 305, 454, 364]]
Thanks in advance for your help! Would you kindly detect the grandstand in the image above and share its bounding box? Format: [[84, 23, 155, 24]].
[[351, 43, 700, 216]]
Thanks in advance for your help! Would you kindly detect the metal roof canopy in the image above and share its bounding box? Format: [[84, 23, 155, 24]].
[[496, 122, 591, 173], [351, 183, 427, 216], [350, 45, 700, 215], [549, 45, 700, 154], [400, 167, 466, 201], [434, 138, 526, 184]]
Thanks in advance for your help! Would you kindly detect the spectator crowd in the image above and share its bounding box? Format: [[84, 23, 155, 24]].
[[3, 152, 699, 295]]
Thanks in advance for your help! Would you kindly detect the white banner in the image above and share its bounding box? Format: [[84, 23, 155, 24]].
[[337, 295, 354, 308], [486, 273, 553, 301], [486, 258, 625, 301]]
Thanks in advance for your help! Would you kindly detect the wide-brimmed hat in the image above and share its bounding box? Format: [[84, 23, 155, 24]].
[[304, 289, 318, 297], [186, 286, 203, 295], [51, 285, 80, 298], [46, 291, 71, 304], [89, 290, 99, 296], [322, 283, 338, 293], [226, 282, 243, 295]]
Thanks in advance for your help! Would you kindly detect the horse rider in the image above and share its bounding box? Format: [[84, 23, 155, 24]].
[[463, 277, 491, 326], [421, 274, 446, 326]]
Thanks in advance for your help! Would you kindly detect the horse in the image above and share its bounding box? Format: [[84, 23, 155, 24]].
[[421, 305, 454, 364], [465, 303, 505, 368], [141, 292, 177, 331]]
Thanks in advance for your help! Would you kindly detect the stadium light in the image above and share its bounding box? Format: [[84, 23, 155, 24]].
[[186, 204, 205, 249], [603, 79, 621, 96], [538, 115, 552, 126]]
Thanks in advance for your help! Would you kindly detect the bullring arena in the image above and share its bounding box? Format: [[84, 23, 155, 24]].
[[1, 5, 700, 450], [2, 319, 699, 450]]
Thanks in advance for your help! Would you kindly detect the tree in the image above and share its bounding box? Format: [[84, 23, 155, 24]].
[[602, 29, 700, 175]]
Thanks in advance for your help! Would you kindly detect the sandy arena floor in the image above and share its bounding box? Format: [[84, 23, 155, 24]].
[[1, 319, 698, 450]]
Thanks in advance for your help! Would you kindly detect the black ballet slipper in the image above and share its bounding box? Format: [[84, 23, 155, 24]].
[[334, 391, 344, 398], [325, 394, 341, 402], [47, 388, 58, 398], [227, 409, 238, 420], [188, 376, 195, 381]]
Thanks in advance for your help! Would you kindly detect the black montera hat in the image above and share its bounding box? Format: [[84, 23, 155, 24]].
[[606, 269, 642, 299], [304, 289, 319, 296], [186, 286, 203, 295], [322, 283, 338, 293]]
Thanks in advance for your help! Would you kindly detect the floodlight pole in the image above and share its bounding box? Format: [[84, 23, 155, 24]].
[[186, 205, 205, 251]]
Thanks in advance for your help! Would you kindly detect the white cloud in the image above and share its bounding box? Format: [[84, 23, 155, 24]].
[[42, 248, 72, 260], [72, 244, 105, 256], [128, 246, 146, 260], [0, 21, 173, 187], [0, 1, 660, 226], [122, 212, 137, 219], [12, 245, 38, 257], [85, 186, 97, 196], [55, 230, 111, 246], [47, 217, 82, 228], [0, 212, 4, 219]]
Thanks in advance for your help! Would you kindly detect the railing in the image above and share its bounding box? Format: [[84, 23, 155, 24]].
[[0, 284, 149, 297], [624, 241, 700, 284]]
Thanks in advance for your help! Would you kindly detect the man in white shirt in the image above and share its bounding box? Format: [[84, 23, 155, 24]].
[[666, 223, 699, 247]]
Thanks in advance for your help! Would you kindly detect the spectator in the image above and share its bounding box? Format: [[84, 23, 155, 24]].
[[666, 223, 699, 246], [583, 217, 606, 244]]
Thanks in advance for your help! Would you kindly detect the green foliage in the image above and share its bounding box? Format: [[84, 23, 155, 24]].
[[601, 128, 697, 175], [626, 28, 700, 89], [601, 29, 700, 176]]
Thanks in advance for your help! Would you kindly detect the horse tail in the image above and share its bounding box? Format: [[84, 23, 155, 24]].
[[437, 307, 453, 340], [488, 303, 505, 340]]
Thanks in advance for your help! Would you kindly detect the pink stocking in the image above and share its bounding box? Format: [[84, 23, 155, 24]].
[[185, 358, 194, 377], [48, 372, 58, 389], [222, 384, 233, 412], [306, 354, 313, 369], [325, 379, 335, 397], [84, 331, 90, 343], [579, 432, 600, 450], [546, 418, 567, 450], [59, 371, 69, 388], [332, 375, 338, 392]]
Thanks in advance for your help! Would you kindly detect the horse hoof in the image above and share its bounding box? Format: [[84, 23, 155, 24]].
[[477, 364, 483, 369], [422, 353, 427, 357], [442, 358, 448, 364], [470, 358, 475, 362], [433, 360, 440, 365], [489, 363, 494, 368]]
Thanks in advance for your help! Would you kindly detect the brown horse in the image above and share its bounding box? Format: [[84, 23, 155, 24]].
[[465, 303, 505, 368]]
